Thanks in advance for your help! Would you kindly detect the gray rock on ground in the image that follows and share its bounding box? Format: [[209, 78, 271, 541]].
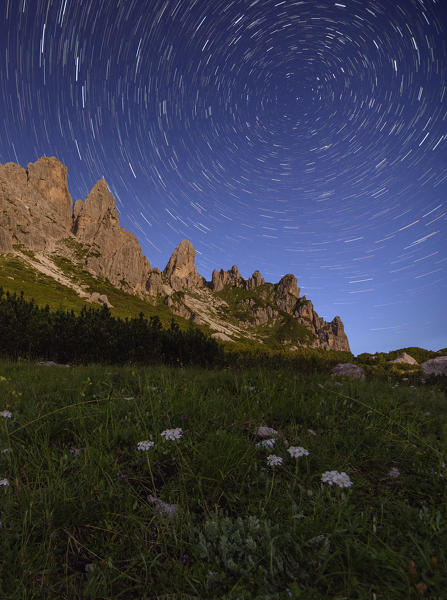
[[331, 363, 366, 380], [421, 356, 447, 376]]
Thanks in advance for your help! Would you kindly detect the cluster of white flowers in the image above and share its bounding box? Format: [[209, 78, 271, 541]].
[[266, 455, 283, 467], [256, 438, 276, 449], [1, 448, 11, 454], [0, 478, 9, 486], [287, 446, 309, 458], [388, 467, 400, 478], [137, 440, 155, 451], [321, 471, 353, 488], [0, 410, 12, 419], [161, 428, 183, 441]]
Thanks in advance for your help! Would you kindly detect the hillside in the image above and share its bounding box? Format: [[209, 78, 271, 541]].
[[0, 156, 350, 352]]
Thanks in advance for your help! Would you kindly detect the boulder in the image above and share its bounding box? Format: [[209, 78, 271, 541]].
[[331, 363, 365, 380], [421, 356, 447, 376], [211, 332, 232, 342], [87, 292, 113, 308], [389, 352, 418, 365]]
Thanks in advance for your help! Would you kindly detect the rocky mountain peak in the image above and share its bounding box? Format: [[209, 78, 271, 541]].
[[73, 178, 119, 236], [0, 156, 72, 251], [163, 239, 205, 291], [246, 270, 265, 290], [0, 155, 351, 353]]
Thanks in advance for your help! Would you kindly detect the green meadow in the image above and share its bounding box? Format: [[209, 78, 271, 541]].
[[0, 361, 446, 599]]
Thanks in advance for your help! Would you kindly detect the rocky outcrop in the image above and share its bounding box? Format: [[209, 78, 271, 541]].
[[163, 239, 205, 291], [275, 274, 300, 313], [72, 179, 151, 294], [421, 356, 447, 376], [87, 292, 113, 308], [0, 157, 73, 252], [389, 352, 418, 365], [0, 155, 351, 353]]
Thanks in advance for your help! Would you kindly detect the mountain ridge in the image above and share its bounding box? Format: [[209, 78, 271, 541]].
[[0, 156, 350, 352]]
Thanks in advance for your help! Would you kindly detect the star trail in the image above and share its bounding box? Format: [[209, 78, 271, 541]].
[[1, 0, 446, 354]]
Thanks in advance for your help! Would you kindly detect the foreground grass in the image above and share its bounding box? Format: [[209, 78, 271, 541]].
[[0, 361, 446, 599]]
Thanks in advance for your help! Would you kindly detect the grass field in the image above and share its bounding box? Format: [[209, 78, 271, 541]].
[[0, 361, 446, 599]]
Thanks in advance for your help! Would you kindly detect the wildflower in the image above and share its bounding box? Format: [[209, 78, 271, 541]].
[[257, 426, 278, 438], [137, 440, 155, 451], [1, 448, 11, 454], [266, 455, 283, 467], [147, 495, 178, 516], [116, 471, 128, 480], [288, 446, 309, 458], [160, 428, 183, 441], [256, 438, 276, 449], [0, 479, 9, 486], [0, 410, 12, 419], [388, 467, 400, 478], [69, 447, 80, 456], [321, 470, 353, 488]]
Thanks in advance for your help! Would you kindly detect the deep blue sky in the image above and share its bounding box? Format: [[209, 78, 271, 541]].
[[1, 0, 446, 355]]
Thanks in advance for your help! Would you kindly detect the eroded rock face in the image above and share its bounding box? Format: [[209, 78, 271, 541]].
[[0, 157, 73, 251], [275, 274, 300, 313], [72, 179, 151, 293], [211, 265, 244, 291], [421, 356, 447, 376], [163, 239, 205, 291]]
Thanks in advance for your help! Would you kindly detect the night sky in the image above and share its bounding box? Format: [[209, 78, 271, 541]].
[[1, 0, 446, 355]]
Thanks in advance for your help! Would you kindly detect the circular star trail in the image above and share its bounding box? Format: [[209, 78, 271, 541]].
[[0, 0, 446, 353]]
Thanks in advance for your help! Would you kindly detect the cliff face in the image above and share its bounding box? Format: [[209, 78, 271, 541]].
[[0, 156, 350, 352], [0, 157, 72, 252], [72, 178, 151, 293]]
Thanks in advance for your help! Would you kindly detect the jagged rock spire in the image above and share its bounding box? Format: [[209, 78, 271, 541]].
[[163, 239, 205, 291]]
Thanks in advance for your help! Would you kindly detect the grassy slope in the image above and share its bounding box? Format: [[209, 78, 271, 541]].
[[0, 254, 184, 328], [0, 361, 446, 599]]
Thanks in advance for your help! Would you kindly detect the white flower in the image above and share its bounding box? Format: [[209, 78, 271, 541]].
[[256, 438, 276, 449], [266, 455, 283, 467], [69, 447, 80, 456], [0, 479, 9, 486], [147, 495, 178, 516], [1, 448, 11, 454], [288, 446, 309, 458], [0, 410, 12, 419], [321, 470, 352, 488], [160, 428, 183, 441], [388, 467, 400, 478], [137, 440, 155, 451]]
